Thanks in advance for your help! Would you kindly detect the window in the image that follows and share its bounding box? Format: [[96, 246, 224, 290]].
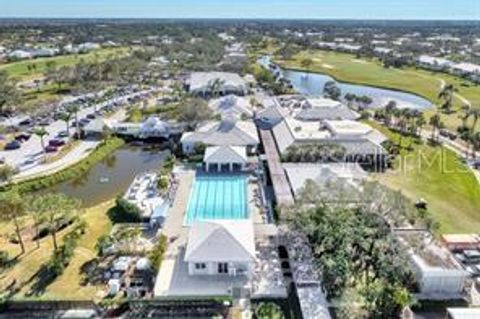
[[218, 262, 228, 274], [195, 263, 206, 270]]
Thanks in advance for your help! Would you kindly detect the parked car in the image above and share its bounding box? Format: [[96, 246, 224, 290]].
[[18, 118, 34, 127], [49, 139, 66, 147], [439, 129, 457, 140], [57, 131, 69, 138], [4, 140, 21, 150], [45, 145, 58, 153], [39, 118, 53, 126], [86, 113, 96, 120], [15, 133, 31, 142]]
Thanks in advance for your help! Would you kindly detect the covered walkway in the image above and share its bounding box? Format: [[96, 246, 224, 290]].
[[259, 129, 294, 207]]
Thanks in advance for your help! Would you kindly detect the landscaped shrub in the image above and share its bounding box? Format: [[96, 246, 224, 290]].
[[157, 175, 170, 191], [254, 302, 285, 319], [148, 234, 168, 270], [282, 143, 346, 163], [107, 196, 142, 223]]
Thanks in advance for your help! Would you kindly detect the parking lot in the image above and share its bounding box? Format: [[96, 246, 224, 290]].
[[0, 86, 158, 175]]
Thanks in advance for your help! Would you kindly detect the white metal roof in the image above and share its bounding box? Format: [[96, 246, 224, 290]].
[[204, 145, 247, 164], [188, 72, 247, 92], [209, 95, 254, 117], [83, 118, 112, 133], [185, 220, 255, 263], [181, 120, 259, 147], [447, 308, 480, 319]]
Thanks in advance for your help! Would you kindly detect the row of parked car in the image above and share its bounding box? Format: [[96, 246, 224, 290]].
[[2, 85, 147, 153]]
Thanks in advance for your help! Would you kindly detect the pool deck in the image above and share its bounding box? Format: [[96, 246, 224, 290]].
[[154, 166, 278, 298]]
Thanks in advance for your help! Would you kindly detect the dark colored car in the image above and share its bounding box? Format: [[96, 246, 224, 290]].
[[86, 114, 96, 120], [15, 133, 31, 142], [45, 145, 58, 153], [18, 118, 34, 127], [49, 139, 66, 147], [4, 140, 21, 150]]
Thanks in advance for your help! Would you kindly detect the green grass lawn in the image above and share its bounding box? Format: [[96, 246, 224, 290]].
[[368, 121, 480, 234], [276, 49, 480, 132], [0, 47, 129, 80], [0, 201, 114, 300]]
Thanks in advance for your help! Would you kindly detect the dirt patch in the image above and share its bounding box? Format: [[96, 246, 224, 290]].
[[322, 64, 335, 69]]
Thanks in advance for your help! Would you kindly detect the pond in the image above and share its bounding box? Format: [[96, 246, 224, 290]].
[[259, 56, 433, 110], [44, 144, 170, 207]]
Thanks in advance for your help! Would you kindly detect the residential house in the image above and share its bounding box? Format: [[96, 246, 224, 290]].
[[451, 63, 480, 83], [8, 50, 32, 60], [416, 55, 453, 71], [184, 220, 255, 277]]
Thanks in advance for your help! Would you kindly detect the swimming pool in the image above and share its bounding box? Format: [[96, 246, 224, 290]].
[[185, 175, 249, 224]]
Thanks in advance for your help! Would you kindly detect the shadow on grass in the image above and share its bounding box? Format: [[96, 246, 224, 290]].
[[25, 263, 58, 297]]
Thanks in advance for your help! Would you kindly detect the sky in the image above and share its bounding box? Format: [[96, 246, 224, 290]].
[[1, 0, 479, 20]]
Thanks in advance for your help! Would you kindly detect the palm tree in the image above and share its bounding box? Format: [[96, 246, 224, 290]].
[[438, 84, 455, 113], [58, 112, 72, 141], [472, 132, 480, 159], [26, 195, 45, 249], [208, 78, 225, 98], [429, 113, 442, 142], [460, 104, 471, 128], [33, 127, 49, 161], [415, 114, 426, 137], [384, 100, 397, 127], [469, 109, 480, 133], [34, 193, 80, 251], [66, 104, 81, 138], [0, 190, 27, 254]]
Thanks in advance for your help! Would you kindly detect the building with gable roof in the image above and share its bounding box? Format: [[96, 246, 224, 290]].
[[184, 220, 255, 276], [180, 118, 259, 155]]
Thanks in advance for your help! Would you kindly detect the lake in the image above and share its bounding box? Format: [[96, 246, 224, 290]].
[[259, 56, 433, 110], [45, 144, 170, 207]]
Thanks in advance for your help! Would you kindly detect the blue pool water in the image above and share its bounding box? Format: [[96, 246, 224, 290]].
[[185, 175, 249, 225]]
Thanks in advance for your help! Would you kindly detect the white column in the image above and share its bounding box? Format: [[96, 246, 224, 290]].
[[230, 163, 233, 172], [205, 162, 209, 172], [218, 163, 221, 172]]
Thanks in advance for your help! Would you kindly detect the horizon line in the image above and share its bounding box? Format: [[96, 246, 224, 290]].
[[0, 16, 479, 22]]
